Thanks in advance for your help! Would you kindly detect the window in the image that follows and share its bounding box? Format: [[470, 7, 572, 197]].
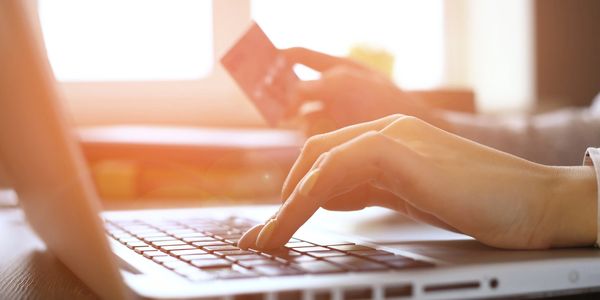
[[36, 1, 449, 126], [252, 0, 445, 89], [38, 0, 213, 82]]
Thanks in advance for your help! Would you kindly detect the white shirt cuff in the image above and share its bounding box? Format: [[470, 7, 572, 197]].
[[583, 147, 600, 247]]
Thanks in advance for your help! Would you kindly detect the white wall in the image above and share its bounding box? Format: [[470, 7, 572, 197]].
[[446, 0, 535, 114]]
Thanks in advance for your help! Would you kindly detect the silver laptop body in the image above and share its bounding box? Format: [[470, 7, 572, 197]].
[[2, 1, 600, 299]]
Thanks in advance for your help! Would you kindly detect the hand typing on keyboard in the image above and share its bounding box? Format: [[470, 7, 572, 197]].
[[239, 114, 597, 251]]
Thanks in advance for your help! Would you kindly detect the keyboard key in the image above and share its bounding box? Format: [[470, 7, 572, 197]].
[[184, 236, 216, 243], [228, 254, 267, 261], [175, 232, 208, 238], [126, 240, 148, 248], [192, 241, 229, 248], [272, 257, 290, 264], [180, 254, 217, 261], [118, 235, 140, 242], [152, 240, 186, 247], [237, 258, 279, 268], [214, 250, 255, 257], [163, 260, 191, 270], [115, 234, 134, 240], [224, 238, 241, 244], [292, 246, 330, 253], [166, 229, 196, 235], [301, 236, 353, 247], [285, 242, 314, 248], [152, 256, 179, 264], [204, 245, 239, 252], [144, 236, 177, 242], [214, 233, 243, 240], [190, 258, 232, 269], [325, 256, 389, 271], [171, 249, 208, 256], [329, 245, 372, 252], [307, 251, 346, 258], [134, 246, 156, 253], [321, 242, 355, 247], [136, 232, 169, 238], [289, 256, 317, 263], [161, 245, 196, 251], [268, 249, 302, 260], [130, 229, 161, 235], [143, 251, 168, 258], [296, 261, 345, 274], [253, 265, 304, 276], [351, 250, 394, 257]]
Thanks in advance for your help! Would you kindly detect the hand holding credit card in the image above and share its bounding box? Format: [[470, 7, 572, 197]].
[[220, 22, 299, 127]]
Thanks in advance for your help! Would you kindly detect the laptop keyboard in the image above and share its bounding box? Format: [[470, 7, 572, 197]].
[[105, 216, 433, 281]]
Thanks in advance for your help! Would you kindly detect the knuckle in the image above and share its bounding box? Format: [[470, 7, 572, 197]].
[[387, 113, 407, 120], [328, 66, 353, 79], [391, 115, 423, 128], [302, 134, 326, 157], [360, 130, 387, 145]]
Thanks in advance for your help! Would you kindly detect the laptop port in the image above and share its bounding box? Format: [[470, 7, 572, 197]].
[[490, 278, 499, 289], [312, 289, 332, 300], [424, 281, 480, 293], [384, 284, 413, 298], [233, 293, 264, 300], [343, 287, 373, 299], [276, 290, 302, 300]]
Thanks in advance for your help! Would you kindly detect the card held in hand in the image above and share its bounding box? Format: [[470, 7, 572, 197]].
[[220, 22, 298, 127]]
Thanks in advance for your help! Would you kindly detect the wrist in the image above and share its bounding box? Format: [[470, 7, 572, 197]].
[[401, 92, 452, 131], [547, 166, 597, 247]]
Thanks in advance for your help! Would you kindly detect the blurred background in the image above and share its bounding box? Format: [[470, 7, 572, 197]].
[[27, 0, 600, 203], [37, 0, 600, 125]]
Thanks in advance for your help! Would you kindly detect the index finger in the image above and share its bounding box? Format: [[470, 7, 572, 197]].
[[281, 114, 403, 201]]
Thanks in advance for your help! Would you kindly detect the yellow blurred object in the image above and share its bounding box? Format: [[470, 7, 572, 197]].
[[348, 44, 394, 78], [91, 160, 138, 200], [80, 126, 303, 201]]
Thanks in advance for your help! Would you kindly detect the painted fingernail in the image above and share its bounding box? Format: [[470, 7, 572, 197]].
[[256, 218, 277, 249], [299, 169, 320, 197]]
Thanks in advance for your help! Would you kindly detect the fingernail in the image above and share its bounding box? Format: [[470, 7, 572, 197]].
[[299, 169, 320, 197], [256, 219, 277, 249]]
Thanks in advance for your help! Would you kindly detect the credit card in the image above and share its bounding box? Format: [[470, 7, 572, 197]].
[[220, 22, 298, 127]]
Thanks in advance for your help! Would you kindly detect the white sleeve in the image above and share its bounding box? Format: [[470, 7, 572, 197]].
[[583, 148, 600, 247], [445, 93, 600, 166]]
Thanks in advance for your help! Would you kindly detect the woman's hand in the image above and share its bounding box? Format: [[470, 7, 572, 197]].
[[239, 115, 597, 251], [283, 48, 444, 136]]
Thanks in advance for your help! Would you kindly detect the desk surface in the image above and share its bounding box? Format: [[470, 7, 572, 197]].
[[2, 206, 600, 300], [0, 208, 96, 300]]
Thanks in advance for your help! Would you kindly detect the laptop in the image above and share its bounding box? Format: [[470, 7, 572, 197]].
[[2, 1, 600, 299]]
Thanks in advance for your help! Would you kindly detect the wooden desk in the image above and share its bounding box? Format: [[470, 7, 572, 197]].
[[0, 208, 96, 299], [1, 206, 599, 300]]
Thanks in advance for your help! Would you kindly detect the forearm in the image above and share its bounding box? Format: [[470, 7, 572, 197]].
[[440, 108, 600, 165], [547, 165, 597, 247]]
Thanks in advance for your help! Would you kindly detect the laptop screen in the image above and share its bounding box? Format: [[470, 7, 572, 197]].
[[0, 1, 128, 299]]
